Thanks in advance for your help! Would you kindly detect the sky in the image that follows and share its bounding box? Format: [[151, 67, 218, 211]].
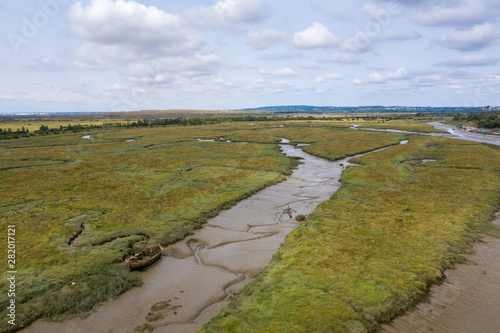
[[1, 0, 500, 113]]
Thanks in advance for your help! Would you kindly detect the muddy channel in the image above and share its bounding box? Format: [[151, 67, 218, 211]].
[[23, 141, 392, 333]]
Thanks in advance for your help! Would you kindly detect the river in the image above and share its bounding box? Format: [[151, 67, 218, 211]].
[[360, 121, 500, 146]]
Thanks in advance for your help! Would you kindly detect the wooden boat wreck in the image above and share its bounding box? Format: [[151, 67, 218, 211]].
[[125, 244, 163, 271]]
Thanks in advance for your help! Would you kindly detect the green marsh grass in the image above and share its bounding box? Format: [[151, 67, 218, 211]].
[[2, 120, 404, 331], [202, 136, 500, 333], [1, 120, 493, 332], [0, 124, 296, 331]]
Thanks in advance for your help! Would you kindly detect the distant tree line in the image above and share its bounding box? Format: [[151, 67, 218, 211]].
[[1, 115, 320, 140], [0, 126, 29, 139], [115, 115, 318, 127], [0, 113, 449, 141], [0, 123, 105, 140], [452, 111, 500, 129]]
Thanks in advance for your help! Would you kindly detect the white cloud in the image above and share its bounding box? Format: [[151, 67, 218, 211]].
[[112, 83, 126, 90], [362, 3, 388, 21], [292, 22, 341, 49], [127, 62, 168, 83], [312, 73, 343, 83], [368, 72, 385, 83], [213, 0, 269, 23], [185, 0, 269, 28], [341, 31, 374, 52], [312, 77, 326, 83], [260, 67, 297, 77], [436, 54, 499, 67], [6, 0, 500, 112], [70, 44, 128, 67], [67, 0, 227, 94], [271, 80, 296, 93], [325, 73, 343, 80], [69, 44, 112, 69], [438, 23, 496, 51], [415, 75, 442, 83], [411, 74, 442, 89], [416, 0, 493, 27], [301, 62, 325, 69], [378, 30, 421, 42], [247, 29, 288, 50], [247, 76, 300, 95], [309, 1, 348, 20], [211, 77, 235, 88], [166, 54, 222, 77], [444, 72, 500, 101], [341, 29, 420, 53], [69, 0, 203, 65], [328, 52, 362, 64], [28, 57, 63, 72], [388, 67, 408, 79], [113, 53, 222, 90], [69, 0, 203, 57], [354, 67, 409, 85], [446, 68, 482, 80]]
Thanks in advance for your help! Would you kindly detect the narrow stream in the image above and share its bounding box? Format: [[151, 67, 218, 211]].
[[68, 223, 84, 247], [23, 140, 401, 333]]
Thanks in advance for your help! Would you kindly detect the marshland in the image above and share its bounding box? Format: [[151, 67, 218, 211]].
[[1, 113, 499, 333]]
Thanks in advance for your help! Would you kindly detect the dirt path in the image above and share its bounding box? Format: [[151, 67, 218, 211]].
[[23, 141, 394, 333]]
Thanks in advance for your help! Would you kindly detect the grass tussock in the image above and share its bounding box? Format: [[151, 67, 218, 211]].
[[202, 136, 500, 333]]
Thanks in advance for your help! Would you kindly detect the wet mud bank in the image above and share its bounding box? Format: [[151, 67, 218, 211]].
[[23, 141, 392, 333], [380, 213, 500, 333]]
